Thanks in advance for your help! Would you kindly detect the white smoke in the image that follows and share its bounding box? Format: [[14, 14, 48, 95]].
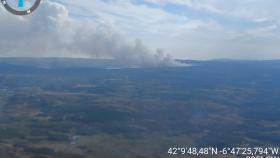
[[0, 1, 181, 67]]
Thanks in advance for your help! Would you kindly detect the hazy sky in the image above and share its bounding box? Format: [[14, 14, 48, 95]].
[[1, 0, 280, 60]]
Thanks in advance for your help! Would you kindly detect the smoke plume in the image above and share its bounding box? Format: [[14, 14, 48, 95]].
[[0, 1, 181, 67]]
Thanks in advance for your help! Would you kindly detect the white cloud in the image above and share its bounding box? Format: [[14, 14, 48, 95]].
[[1, 0, 280, 60]]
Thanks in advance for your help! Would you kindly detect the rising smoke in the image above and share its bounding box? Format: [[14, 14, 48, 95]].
[[0, 1, 181, 67]]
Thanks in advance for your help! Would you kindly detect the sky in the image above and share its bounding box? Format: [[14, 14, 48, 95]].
[[0, 0, 280, 62]]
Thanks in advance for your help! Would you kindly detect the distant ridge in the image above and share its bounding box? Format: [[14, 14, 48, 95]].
[[1, 57, 280, 69]]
